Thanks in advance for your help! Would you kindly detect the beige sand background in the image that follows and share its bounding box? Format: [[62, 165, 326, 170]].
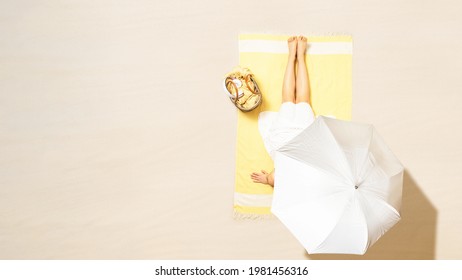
[[0, 0, 461, 259]]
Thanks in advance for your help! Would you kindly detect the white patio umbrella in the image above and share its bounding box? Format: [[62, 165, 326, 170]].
[[271, 116, 403, 255]]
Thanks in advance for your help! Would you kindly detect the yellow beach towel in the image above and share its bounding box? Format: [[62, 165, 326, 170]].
[[234, 34, 353, 219]]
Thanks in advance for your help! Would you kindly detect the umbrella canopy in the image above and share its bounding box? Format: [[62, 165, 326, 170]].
[[271, 116, 403, 255]]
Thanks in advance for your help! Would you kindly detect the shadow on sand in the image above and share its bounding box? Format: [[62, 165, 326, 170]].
[[308, 170, 437, 259]]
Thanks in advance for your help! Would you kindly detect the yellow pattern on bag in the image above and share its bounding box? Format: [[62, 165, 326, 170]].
[[224, 66, 262, 112]]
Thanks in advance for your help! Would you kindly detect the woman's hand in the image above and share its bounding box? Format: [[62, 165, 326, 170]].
[[250, 170, 270, 184]]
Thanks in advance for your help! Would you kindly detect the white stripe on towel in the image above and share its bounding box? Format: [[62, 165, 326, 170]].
[[234, 192, 273, 207], [239, 40, 352, 55]]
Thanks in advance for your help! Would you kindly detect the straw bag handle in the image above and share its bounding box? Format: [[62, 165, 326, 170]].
[[225, 77, 240, 105], [244, 74, 261, 96]]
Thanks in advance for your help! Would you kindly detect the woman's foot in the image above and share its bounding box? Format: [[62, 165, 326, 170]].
[[297, 35, 307, 59], [288, 36, 297, 60]]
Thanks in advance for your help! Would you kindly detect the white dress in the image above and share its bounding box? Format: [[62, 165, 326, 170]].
[[258, 101, 316, 161]]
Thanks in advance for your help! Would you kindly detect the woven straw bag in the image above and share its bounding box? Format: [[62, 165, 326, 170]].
[[223, 66, 262, 112]]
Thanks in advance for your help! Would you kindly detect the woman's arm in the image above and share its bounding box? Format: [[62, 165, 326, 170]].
[[250, 169, 275, 187]]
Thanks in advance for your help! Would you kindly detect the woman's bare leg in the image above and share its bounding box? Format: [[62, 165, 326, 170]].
[[282, 36, 297, 103], [295, 36, 310, 104]]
